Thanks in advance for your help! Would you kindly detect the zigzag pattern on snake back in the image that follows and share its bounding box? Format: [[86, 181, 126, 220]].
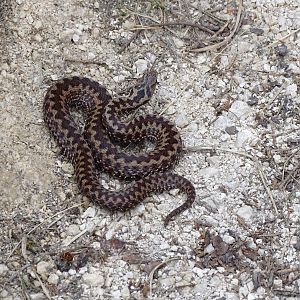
[[43, 70, 196, 225]]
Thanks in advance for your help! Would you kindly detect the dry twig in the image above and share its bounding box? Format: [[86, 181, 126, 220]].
[[189, 0, 243, 52], [7, 204, 83, 261], [148, 256, 182, 298]]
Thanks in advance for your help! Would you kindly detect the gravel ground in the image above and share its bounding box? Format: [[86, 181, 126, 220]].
[[1, 0, 300, 299]]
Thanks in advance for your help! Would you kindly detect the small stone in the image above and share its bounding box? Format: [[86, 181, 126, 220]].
[[160, 277, 176, 287], [286, 83, 297, 97], [68, 269, 77, 276], [214, 115, 233, 131], [61, 161, 74, 175], [198, 167, 219, 178], [236, 129, 257, 148], [82, 207, 96, 218], [72, 33, 80, 43], [293, 238, 300, 251], [34, 34, 43, 42], [66, 224, 80, 236], [273, 154, 282, 163], [220, 55, 229, 68], [48, 273, 59, 285], [36, 261, 54, 278], [112, 75, 125, 83], [236, 205, 253, 222], [225, 292, 239, 300], [0, 264, 8, 275], [225, 126, 238, 135], [250, 27, 264, 35], [111, 290, 122, 298], [247, 95, 258, 106], [134, 59, 148, 74], [0, 290, 8, 298], [222, 235, 235, 244], [30, 293, 46, 300], [121, 286, 130, 299], [82, 273, 105, 286], [105, 228, 115, 240], [204, 243, 215, 254], [273, 279, 282, 289], [34, 20, 42, 29], [175, 112, 189, 128], [275, 44, 288, 56], [229, 101, 252, 119]]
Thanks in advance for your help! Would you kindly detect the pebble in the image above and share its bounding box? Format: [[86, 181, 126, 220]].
[[66, 224, 80, 236], [285, 83, 297, 97], [225, 126, 238, 135], [0, 290, 9, 298], [198, 166, 219, 178], [160, 277, 176, 287], [30, 293, 46, 300], [204, 244, 215, 254], [0, 264, 8, 275], [82, 207, 96, 218], [72, 33, 80, 43], [236, 129, 257, 148], [112, 75, 126, 83], [213, 115, 233, 131], [175, 112, 189, 128], [82, 273, 105, 286], [121, 286, 130, 299], [222, 235, 235, 245], [48, 273, 59, 285], [229, 101, 252, 119], [236, 205, 253, 222], [247, 95, 259, 106], [134, 59, 148, 74], [36, 261, 54, 278], [275, 44, 288, 56]]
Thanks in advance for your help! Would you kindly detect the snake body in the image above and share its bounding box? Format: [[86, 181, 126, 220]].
[[43, 70, 195, 225]]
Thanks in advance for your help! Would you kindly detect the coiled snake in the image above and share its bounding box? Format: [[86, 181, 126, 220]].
[[43, 70, 195, 225]]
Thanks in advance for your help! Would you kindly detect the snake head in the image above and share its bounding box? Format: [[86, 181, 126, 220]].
[[127, 69, 158, 106], [140, 69, 158, 98]]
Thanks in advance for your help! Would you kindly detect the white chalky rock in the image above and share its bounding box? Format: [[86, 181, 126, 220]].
[[36, 261, 54, 278], [237, 205, 253, 222], [214, 115, 233, 131], [134, 59, 148, 74], [236, 129, 257, 148], [175, 112, 189, 128], [66, 224, 80, 236], [48, 273, 59, 285], [82, 273, 105, 286], [0, 264, 8, 275], [229, 101, 252, 119], [286, 84, 297, 97], [82, 207, 96, 218]]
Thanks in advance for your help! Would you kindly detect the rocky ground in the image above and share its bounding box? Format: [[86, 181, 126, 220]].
[[0, 0, 299, 299]]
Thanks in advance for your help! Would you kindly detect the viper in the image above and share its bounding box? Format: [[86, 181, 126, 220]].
[[43, 69, 195, 225]]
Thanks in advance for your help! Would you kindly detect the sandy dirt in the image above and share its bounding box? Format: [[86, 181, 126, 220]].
[[1, 0, 300, 299]]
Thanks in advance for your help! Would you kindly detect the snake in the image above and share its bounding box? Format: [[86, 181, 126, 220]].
[[43, 69, 195, 225]]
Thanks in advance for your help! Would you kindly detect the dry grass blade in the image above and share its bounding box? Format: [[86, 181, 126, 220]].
[[264, 27, 300, 49], [189, 0, 244, 52], [148, 256, 182, 298], [129, 21, 215, 35], [6, 204, 83, 261], [34, 271, 51, 299]]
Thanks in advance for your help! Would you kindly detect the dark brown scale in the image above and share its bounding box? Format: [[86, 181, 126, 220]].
[[43, 70, 196, 225]]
